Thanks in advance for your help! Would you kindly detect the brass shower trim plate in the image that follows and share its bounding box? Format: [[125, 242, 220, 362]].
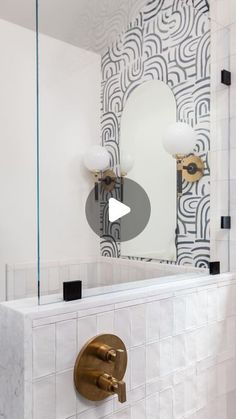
[[182, 155, 204, 183], [74, 334, 127, 402]]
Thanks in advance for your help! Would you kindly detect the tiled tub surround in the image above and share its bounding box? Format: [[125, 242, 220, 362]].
[[1, 273, 236, 418], [5, 257, 203, 301]]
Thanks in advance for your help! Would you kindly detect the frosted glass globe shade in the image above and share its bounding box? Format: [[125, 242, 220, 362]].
[[163, 122, 196, 156], [120, 152, 134, 174], [83, 146, 110, 172]]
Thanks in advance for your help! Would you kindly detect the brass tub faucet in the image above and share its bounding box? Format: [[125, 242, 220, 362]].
[[74, 334, 127, 403]]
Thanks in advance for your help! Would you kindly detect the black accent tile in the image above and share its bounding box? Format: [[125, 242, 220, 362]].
[[221, 69, 231, 86], [221, 216, 231, 230], [209, 261, 220, 275], [63, 281, 82, 301]]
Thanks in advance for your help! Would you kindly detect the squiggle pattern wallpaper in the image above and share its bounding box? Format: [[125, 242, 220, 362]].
[[101, 0, 210, 268]]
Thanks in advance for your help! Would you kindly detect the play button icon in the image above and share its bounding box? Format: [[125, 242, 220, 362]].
[[109, 198, 131, 222], [85, 177, 151, 242]]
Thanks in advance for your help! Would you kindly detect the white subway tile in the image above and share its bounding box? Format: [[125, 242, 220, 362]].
[[33, 375, 56, 419], [174, 382, 185, 418], [130, 346, 146, 389], [196, 291, 208, 327], [113, 407, 131, 419], [77, 400, 113, 419], [160, 299, 173, 338], [160, 338, 173, 377], [226, 317, 236, 348], [33, 325, 56, 379], [114, 309, 131, 349], [56, 320, 77, 372], [186, 294, 198, 330], [226, 359, 236, 393], [185, 374, 197, 413], [217, 286, 231, 320], [146, 392, 160, 419], [173, 297, 186, 335], [196, 327, 208, 361], [129, 385, 145, 404], [76, 394, 94, 415], [146, 342, 160, 381], [226, 389, 236, 419], [97, 311, 114, 334], [130, 304, 146, 347], [77, 316, 97, 350], [207, 289, 218, 322], [146, 301, 160, 343], [196, 407, 208, 419], [196, 371, 207, 411], [173, 334, 186, 370], [131, 399, 146, 419], [217, 321, 228, 354], [56, 370, 76, 419], [160, 388, 173, 419], [207, 367, 217, 402], [217, 362, 227, 396]]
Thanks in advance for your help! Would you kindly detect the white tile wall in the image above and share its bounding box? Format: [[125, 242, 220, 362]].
[[211, 0, 236, 273], [2, 276, 236, 418]]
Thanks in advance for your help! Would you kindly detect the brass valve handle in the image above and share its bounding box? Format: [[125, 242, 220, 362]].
[[97, 373, 126, 403], [95, 344, 125, 378]]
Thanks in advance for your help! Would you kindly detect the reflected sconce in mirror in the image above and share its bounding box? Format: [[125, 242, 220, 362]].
[[163, 122, 204, 196], [120, 152, 135, 177]]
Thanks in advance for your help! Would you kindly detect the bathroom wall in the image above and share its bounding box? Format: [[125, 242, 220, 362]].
[[100, 0, 211, 268], [0, 19, 101, 301]]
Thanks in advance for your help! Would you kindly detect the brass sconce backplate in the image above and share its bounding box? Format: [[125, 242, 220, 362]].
[[182, 155, 204, 183], [101, 170, 116, 192], [74, 334, 127, 403]]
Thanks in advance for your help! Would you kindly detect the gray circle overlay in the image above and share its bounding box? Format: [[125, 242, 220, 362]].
[[85, 178, 151, 242]]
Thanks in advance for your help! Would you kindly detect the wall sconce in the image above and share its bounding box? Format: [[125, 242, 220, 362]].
[[83, 147, 135, 201], [163, 122, 204, 196], [83, 145, 111, 200]]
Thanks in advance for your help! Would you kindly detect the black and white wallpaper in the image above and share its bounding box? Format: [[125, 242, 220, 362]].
[[100, 0, 210, 268]]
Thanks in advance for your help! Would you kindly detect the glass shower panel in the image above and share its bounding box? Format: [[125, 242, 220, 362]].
[[0, 1, 38, 301], [36, 1, 231, 304], [36, 0, 102, 303], [210, 20, 231, 273]]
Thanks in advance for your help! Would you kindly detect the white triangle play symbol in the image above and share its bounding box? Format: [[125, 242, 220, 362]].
[[109, 198, 131, 223]]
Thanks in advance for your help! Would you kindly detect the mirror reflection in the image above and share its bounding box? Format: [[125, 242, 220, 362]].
[[120, 80, 177, 260]]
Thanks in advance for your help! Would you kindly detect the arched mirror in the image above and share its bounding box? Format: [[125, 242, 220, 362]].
[[120, 80, 177, 261]]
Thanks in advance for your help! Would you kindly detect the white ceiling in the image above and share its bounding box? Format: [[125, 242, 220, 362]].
[[0, 0, 148, 54]]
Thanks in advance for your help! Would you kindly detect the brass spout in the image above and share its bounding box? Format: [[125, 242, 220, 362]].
[[97, 373, 126, 403]]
